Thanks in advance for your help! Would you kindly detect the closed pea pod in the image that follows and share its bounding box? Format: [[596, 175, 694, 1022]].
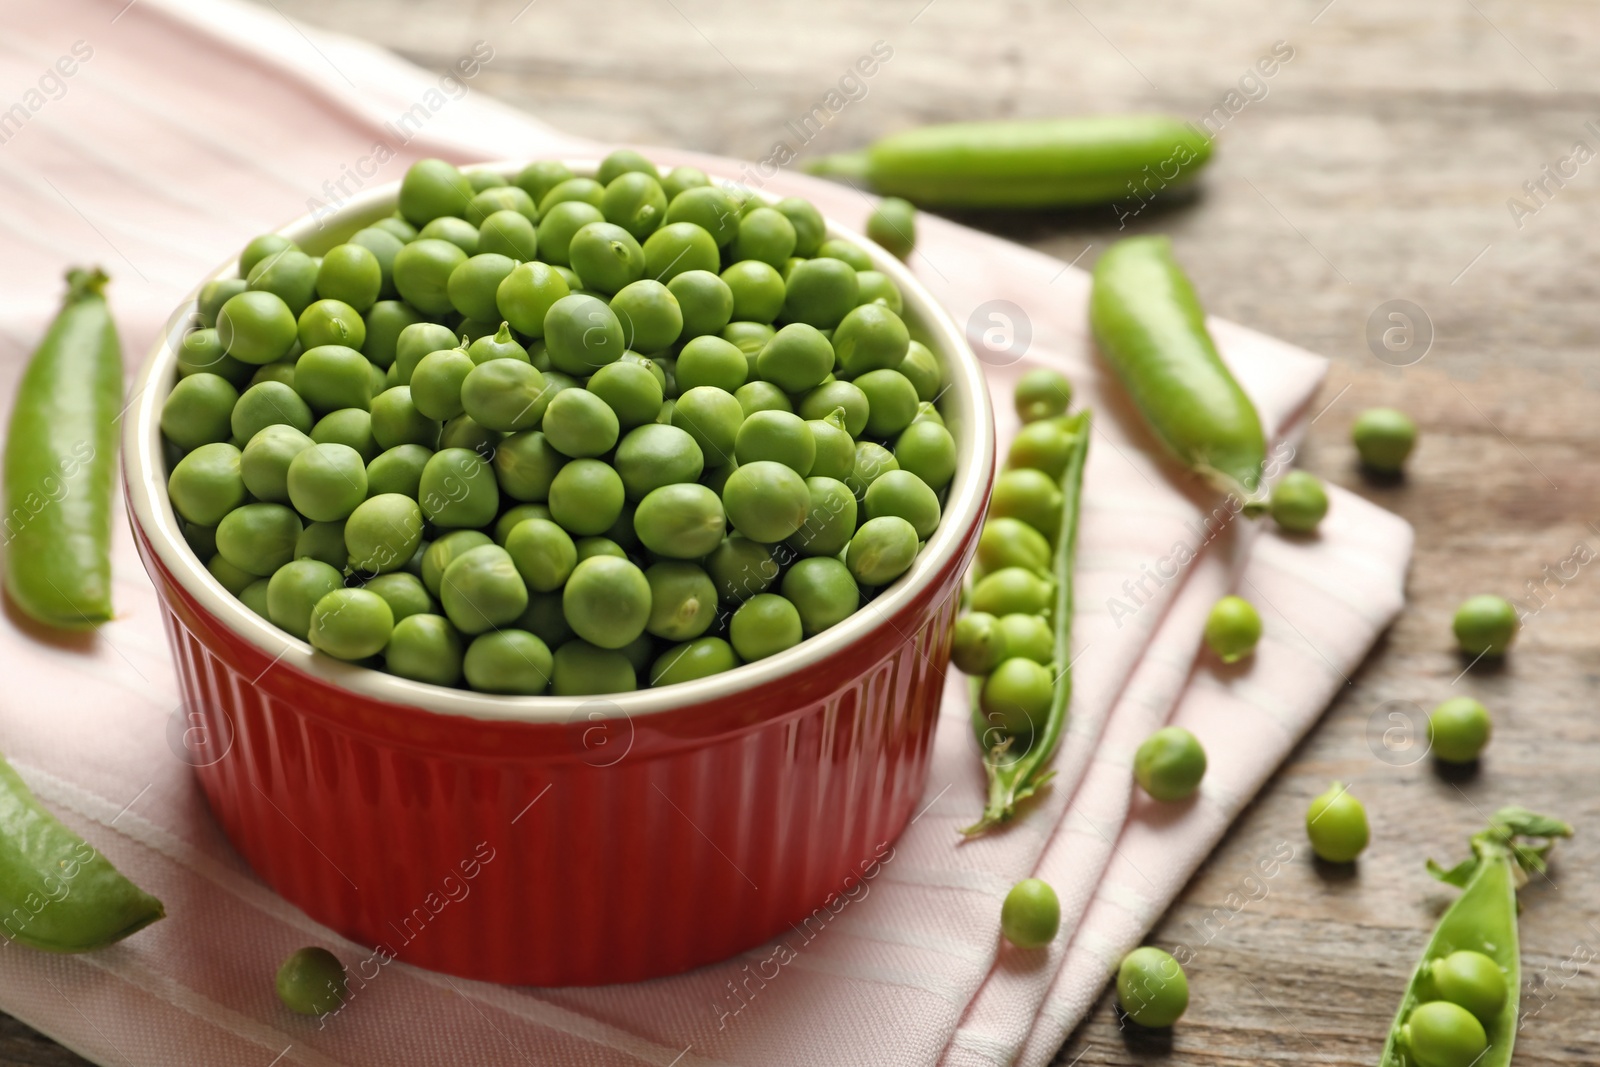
[[1090, 237, 1269, 508], [3, 269, 122, 628]]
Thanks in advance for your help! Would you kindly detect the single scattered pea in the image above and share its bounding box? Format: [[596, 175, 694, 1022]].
[[999, 878, 1059, 948], [275, 946, 348, 1016], [1204, 595, 1261, 663], [1352, 406, 1417, 473], [1452, 595, 1519, 658], [1132, 726, 1206, 802], [1305, 781, 1369, 862], [865, 197, 916, 260], [1117, 947, 1189, 1028], [1428, 697, 1492, 763], [1269, 469, 1329, 533]]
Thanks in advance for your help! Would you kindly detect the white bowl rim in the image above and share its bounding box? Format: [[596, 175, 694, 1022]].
[[123, 159, 994, 725]]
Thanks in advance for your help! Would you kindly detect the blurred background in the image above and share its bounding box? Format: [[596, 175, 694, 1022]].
[[5, 0, 1598, 1063]]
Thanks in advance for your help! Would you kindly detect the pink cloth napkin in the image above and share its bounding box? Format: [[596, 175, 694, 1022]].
[[0, 1, 1412, 1064]]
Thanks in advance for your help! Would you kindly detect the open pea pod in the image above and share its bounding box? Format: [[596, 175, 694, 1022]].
[[1378, 808, 1572, 1067], [963, 410, 1090, 836], [0, 755, 165, 952]]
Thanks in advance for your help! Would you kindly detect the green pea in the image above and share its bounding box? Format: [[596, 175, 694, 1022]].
[[1117, 946, 1188, 1028], [368, 387, 438, 451], [975, 518, 1051, 577], [729, 207, 796, 268], [241, 424, 313, 503], [488, 429, 560, 502], [863, 469, 940, 538], [1401, 1001, 1486, 1067], [550, 639, 635, 695], [460, 630, 553, 694], [392, 323, 458, 386], [437, 413, 500, 454], [266, 558, 344, 639], [287, 442, 367, 522], [535, 201, 606, 267], [314, 244, 381, 313], [1270, 469, 1329, 533], [514, 160, 575, 204], [459, 359, 548, 433], [665, 186, 740, 246], [734, 410, 815, 474], [815, 239, 870, 272], [239, 578, 271, 617], [643, 222, 721, 281], [362, 571, 433, 622], [548, 458, 625, 536], [465, 185, 537, 226], [541, 388, 619, 459], [600, 171, 668, 240], [161, 373, 238, 450], [1452, 595, 1518, 657], [755, 323, 835, 394], [247, 248, 319, 317], [489, 262, 566, 338], [971, 567, 1053, 618], [847, 515, 919, 586], [466, 324, 529, 366], [832, 304, 910, 377], [608, 280, 681, 353], [1204, 595, 1261, 663], [198, 278, 250, 329], [951, 612, 1005, 674], [539, 177, 606, 214], [1013, 367, 1074, 424], [721, 320, 777, 361], [650, 636, 739, 686], [208, 553, 256, 596], [385, 613, 464, 687], [1006, 419, 1076, 482], [562, 555, 651, 649], [846, 440, 899, 500], [1000, 878, 1058, 948], [576, 536, 627, 562], [855, 270, 904, 315], [895, 340, 939, 401], [855, 369, 919, 439], [544, 294, 626, 376], [447, 253, 517, 323], [1133, 726, 1206, 801], [644, 561, 719, 641], [390, 239, 466, 316], [979, 657, 1053, 738], [216, 502, 301, 576], [989, 468, 1063, 542], [661, 166, 710, 200], [439, 543, 531, 636], [1428, 697, 1492, 763], [1352, 407, 1417, 473], [345, 493, 423, 576], [421, 530, 493, 598], [891, 420, 955, 493], [614, 424, 704, 501], [371, 217, 417, 242], [417, 448, 498, 529], [1428, 950, 1507, 1023], [735, 381, 792, 418], [723, 461, 810, 543], [239, 234, 295, 278], [217, 290, 298, 365], [718, 259, 785, 324], [178, 326, 249, 384], [295, 520, 348, 569], [996, 613, 1053, 664], [728, 592, 802, 661], [1305, 781, 1369, 862], [672, 386, 744, 465], [409, 346, 474, 422], [308, 587, 393, 660], [865, 197, 916, 260], [773, 197, 825, 256], [360, 301, 421, 370], [494, 504, 551, 546], [675, 336, 746, 394], [298, 298, 366, 353], [474, 209, 539, 262], [585, 360, 663, 430], [311, 408, 378, 462], [708, 535, 780, 605], [782, 257, 859, 328], [634, 483, 726, 559], [275, 946, 348, 1016], [398, 158, 473, 226], [667, 270, 735, 339], [568, 222, 646, 295]]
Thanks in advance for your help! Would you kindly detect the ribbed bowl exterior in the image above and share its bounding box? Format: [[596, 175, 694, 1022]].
[[136, 515, 974, 985]]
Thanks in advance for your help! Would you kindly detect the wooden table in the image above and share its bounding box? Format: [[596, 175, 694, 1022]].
[[9, 0, 1598, 1062]]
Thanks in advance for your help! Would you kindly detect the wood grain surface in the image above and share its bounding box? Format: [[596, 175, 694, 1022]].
[[8, 0, 1599, 1063]]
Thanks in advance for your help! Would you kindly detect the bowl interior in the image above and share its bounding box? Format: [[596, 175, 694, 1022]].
[[124, 159, 995, 724]]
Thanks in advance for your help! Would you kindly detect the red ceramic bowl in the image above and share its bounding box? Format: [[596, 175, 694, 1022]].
[[124, 161, 995, 985]]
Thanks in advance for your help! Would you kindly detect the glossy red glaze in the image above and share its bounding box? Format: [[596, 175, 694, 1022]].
[[132, 501, 983, 985]]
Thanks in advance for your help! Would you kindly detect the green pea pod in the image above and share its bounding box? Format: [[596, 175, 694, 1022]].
[[963, 410, 1090, 837], [0, 755, 165, 952], [3, 268, 123, 628], [805, 116, 1212, 209], [1089, 236, 1268, 510], [1378, 808, 1573, 1067]]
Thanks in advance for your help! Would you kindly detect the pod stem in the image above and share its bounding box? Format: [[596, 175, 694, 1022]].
[[63, 267, 109, 304], [802, 151, 873, 183]]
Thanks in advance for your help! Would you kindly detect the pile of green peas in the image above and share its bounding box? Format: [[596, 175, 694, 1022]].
[[949, 368, 1076, 741], [160, 153, 960, 696]]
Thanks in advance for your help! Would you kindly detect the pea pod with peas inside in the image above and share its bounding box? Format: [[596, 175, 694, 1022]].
[[3, 268, 123, 628], [950, 377, 1089, 836], [805, 116, 1212, 209], [1378, 808, 1571, 1067], [1089, 236, 1270, 512], [0, 754, 165, 952]]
